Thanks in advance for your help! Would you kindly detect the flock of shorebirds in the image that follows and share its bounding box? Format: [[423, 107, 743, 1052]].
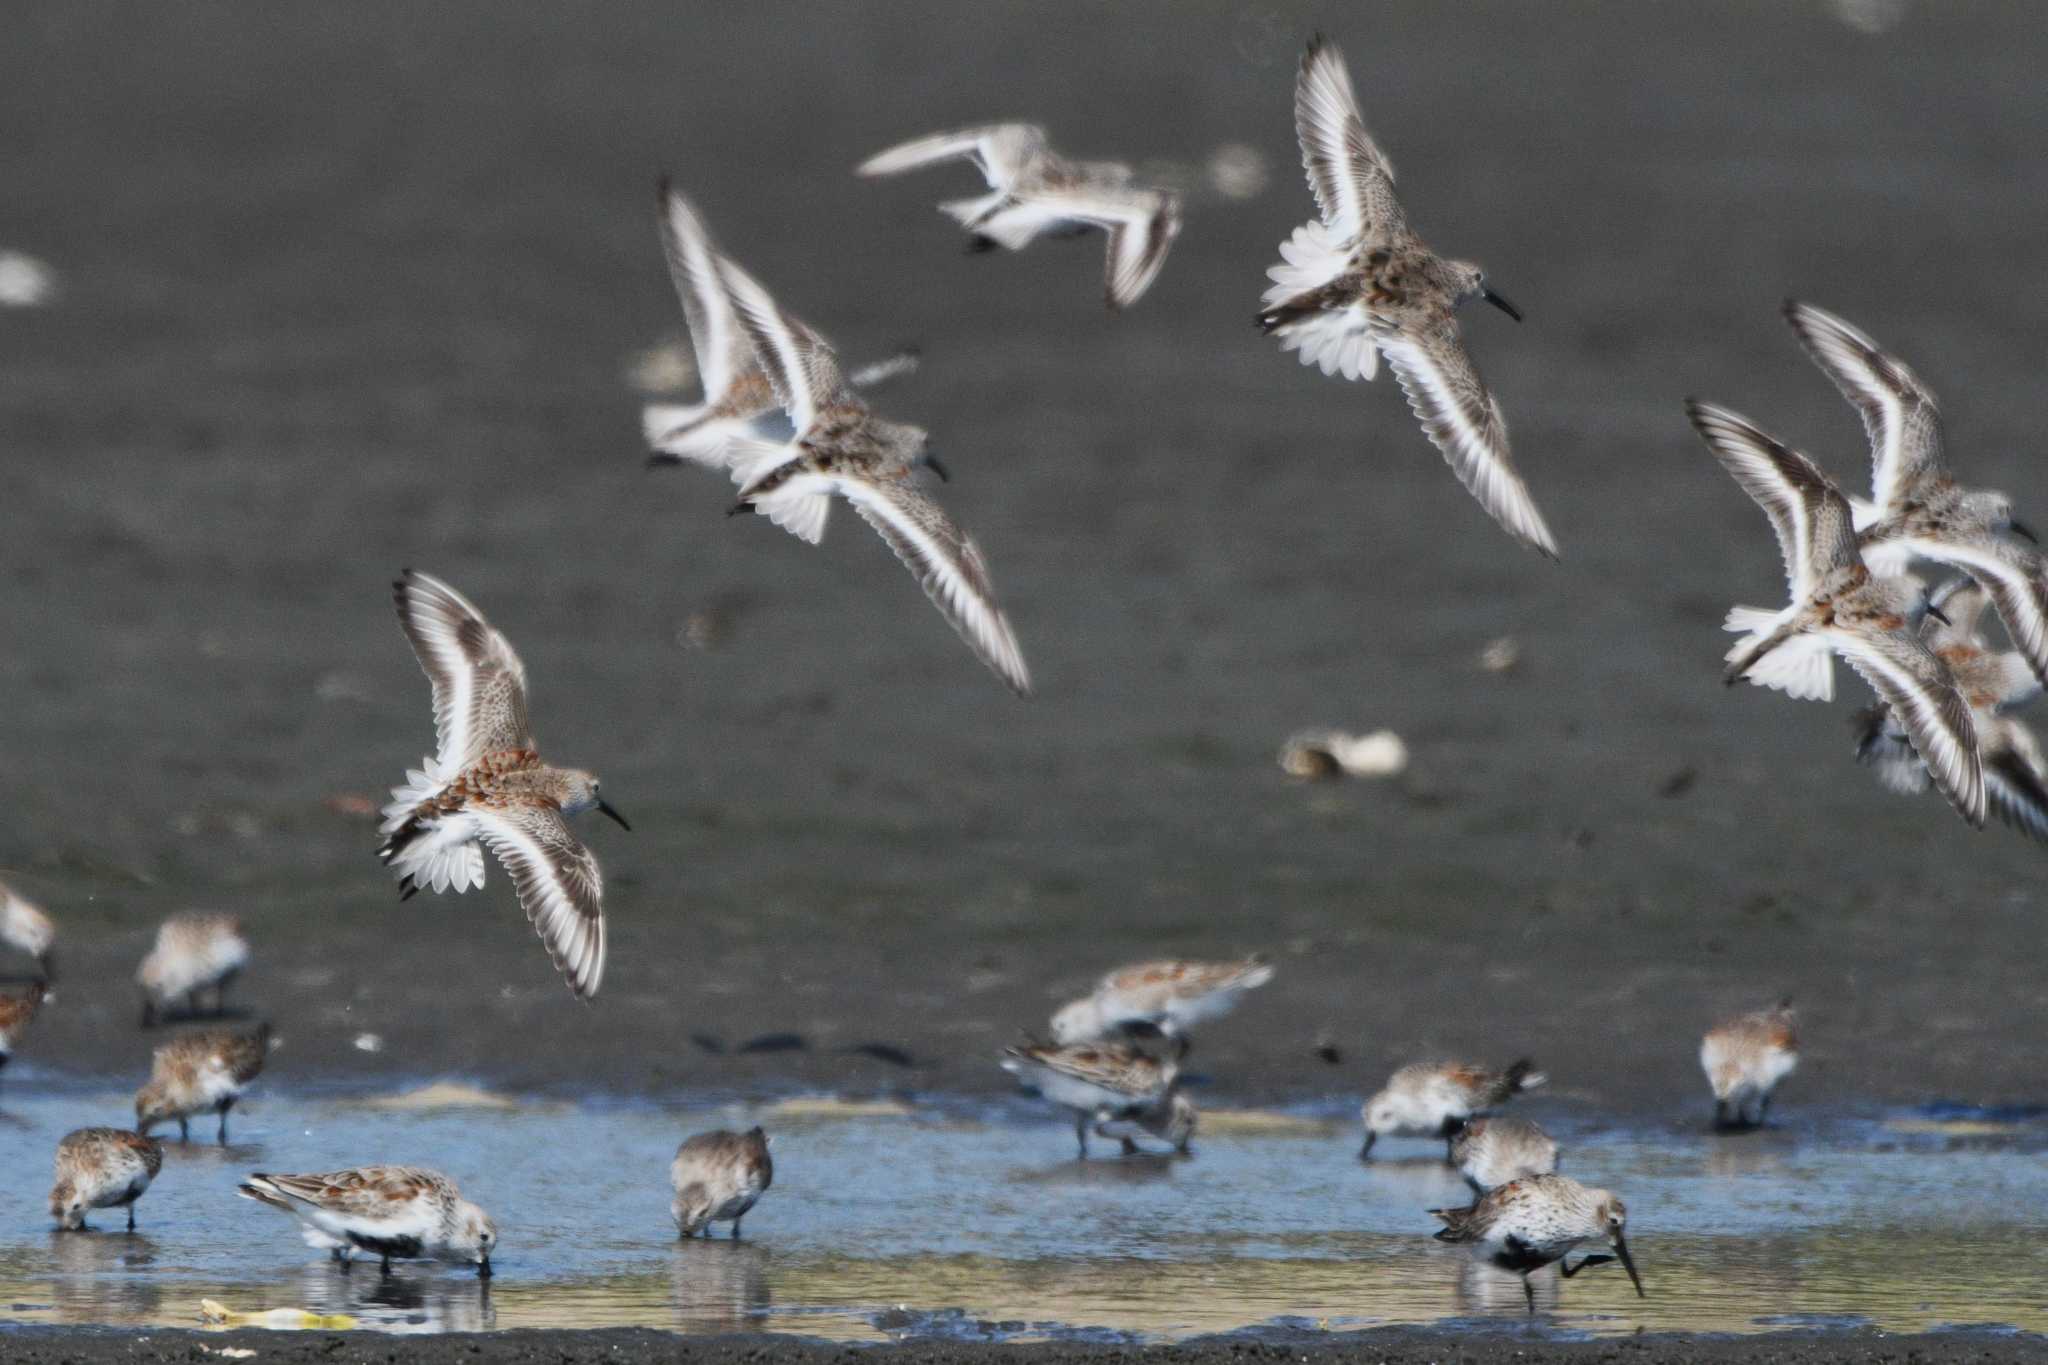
[[0, 26, 2027, 1319]]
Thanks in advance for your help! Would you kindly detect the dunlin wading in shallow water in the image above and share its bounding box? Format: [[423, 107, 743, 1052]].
[[1450, 1115, 1559, 1192], [1049, 955, 1274, 1050], [1001, 1040, 1179, 1159], [1432, 1173, 1644, 1314], [1688, 399, 1985, 826], [238, 1166, 497, 1275], [0, 979, 45, 1074], [1700, 999, 1799, 1130], [0, 880, 55, 981], [670, 1126, 773, 1239], [643, 180, 917, 472], [858, 124, 1181, 310], [1258, 34, 1557, 557], [135, 1022, 271, 1145], [378, 570, 629, 1000], [1854, 577, 2048, 839], [137, 912, 248, 1027], [715, 251, 1033, 695], [1360, 1058, 1544, 1160], [50, 1127, 162, 1231]]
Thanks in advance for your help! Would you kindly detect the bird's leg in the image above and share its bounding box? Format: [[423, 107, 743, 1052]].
[[1756, 1091, 1774, 1126], [1560, 1254, 1614, 1278], [217, 1100, 232, 1146], [1358, 1131, 1376, 1161], [1523, 1275, 1535, 1315], [1714, 1098, 1730, 1130], [1074, 1113, 1089, 1160], [178, 1117, 189, 1144], [381, 1255, 393, 1275], [731, 1217, 742, 1240], [1120, 1137, 1140, 1156], [127, 1205, 136, 1233]]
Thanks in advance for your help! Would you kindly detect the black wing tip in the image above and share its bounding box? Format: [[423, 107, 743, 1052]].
[[656, 171, 674, 203]]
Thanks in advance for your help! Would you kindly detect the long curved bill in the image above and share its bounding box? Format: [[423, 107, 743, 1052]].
[[1613, 1231, 1646, 1297], [597, 800, 632, 831]]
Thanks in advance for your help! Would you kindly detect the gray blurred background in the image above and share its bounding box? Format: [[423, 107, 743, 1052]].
[[1, 1, 2044, 1112]]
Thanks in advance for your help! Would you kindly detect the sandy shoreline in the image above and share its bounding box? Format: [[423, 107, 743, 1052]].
[[5, 1328, 2043, 1365]]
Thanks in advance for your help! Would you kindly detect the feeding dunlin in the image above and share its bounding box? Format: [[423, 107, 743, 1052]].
[[1257, 34, 1556, 557], [1049, 956, 1274, 1049], [0, 979, 47, 1074], [643, 180, 918, 471], [378, 570, 629, 999], [1451, 1115, 1560, 1192], [136, 1022, 271, 1145], [1855, 577, 2048, 839], [0, 880, 55, 981], [1432, 1173, 1644, 1313], [137, 912, 249, 1027], [238, 1166, 497, 1275], [1700, 999, 1799, 1130], [1001, 1040, 1177, 1158], [1092, 1091, 1198, 1156], [716, 250, 1033, 694], [1689, 399, 1985, 826], [858, 124, 1181, 310], [50, 1127, 163, 1232], [1360, 1058, 1544, 1159], [670, 1126, 773, 1239]]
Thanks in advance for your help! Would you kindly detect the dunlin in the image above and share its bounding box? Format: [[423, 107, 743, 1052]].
[[238, 1166, 497, 1275], [1001, 1040, 1177, 1158], [716, 252, 1033, 694], [50, 1127, 163, 1232], [857, 124, 1182, 310], [1450, 1115, 1560, 1192], [1093, 1091, 1198, 1156], [1854, 577, 2048, 839], [378, 570, 629, 1000], [1432, 1173, 1644, 1313], [670, 1126, 773, 1239], [137, 912, 249, 1027], [1689, 399, 1986, 826], [1700, 999, 1799, 1130], [643, 180, 918, 471], [135, 1022, 271, 1145], [1049, 956, 1274, 1049], [0, 980, 45, 1074], [0, 880, 55, 981], [1360, 1058, 1544, 1159], [1258, 34, 1557, 557]]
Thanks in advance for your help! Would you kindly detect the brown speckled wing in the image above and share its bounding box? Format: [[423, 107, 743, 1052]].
[[393, 570, 533, 772], [475, 804, 606, 999]]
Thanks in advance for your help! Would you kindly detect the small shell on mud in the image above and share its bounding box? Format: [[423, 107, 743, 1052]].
[[1279, 729, 1409, 780], [1477, 635, 1521, 673]]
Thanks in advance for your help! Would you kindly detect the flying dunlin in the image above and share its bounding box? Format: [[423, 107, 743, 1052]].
[[378, 570, 629, 999], [1258, 34, 1557, 557], [858, 124, 1181, 310]]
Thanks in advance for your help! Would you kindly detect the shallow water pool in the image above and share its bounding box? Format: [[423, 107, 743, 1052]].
[[0, 1083, 2044, 1340]]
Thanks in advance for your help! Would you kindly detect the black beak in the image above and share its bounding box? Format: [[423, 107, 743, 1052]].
[[726, 501, 753, 518], [1482, 288, 1523, 323], [923, 454, 950, 483], [38, 952, 55, 987], [646, 452, 680, 471], [1613, 1231, 1645, 1298], [1927, 603, 1952, 626], [1358, 1130, 1377, 1160], [2012, 519, 2038, 545], [597, 799, 631, 831]]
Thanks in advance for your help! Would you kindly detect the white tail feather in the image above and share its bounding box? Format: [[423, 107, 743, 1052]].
[[1263, 221, 1350, 301], [1276, 309, 1377, 380], [1722, 605, 1784, 635], [1726, 631, 1835, 701]]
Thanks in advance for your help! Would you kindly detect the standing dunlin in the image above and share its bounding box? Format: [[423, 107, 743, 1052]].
[[1451, 1116, 1560, 1192], [716, 252, 1033, 694], [1432, 1174, 1644, 1313], [1360, 1058, 1544, 1159], [1700, 999, 1799, 1130], [1689, 400, 1985, 826], [670, 1126, 774, 1239], [1258, 34, 1557, 557], [137, 912, 249, 1027], [378, 570, 630, 1000], [238, 1166, 497, 1275], [0, 980, 47, 1074], [858, 124, 1181, 310], [1049, 955, 1274, 1050], [0, 880, 55, 981], [643, 181, 918, 471], [50, 1127, 163, 1231], [1854, 577, 2048, 839], [1001, 1040, 1178, 1158], [136, 1022, 271, 1145]]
